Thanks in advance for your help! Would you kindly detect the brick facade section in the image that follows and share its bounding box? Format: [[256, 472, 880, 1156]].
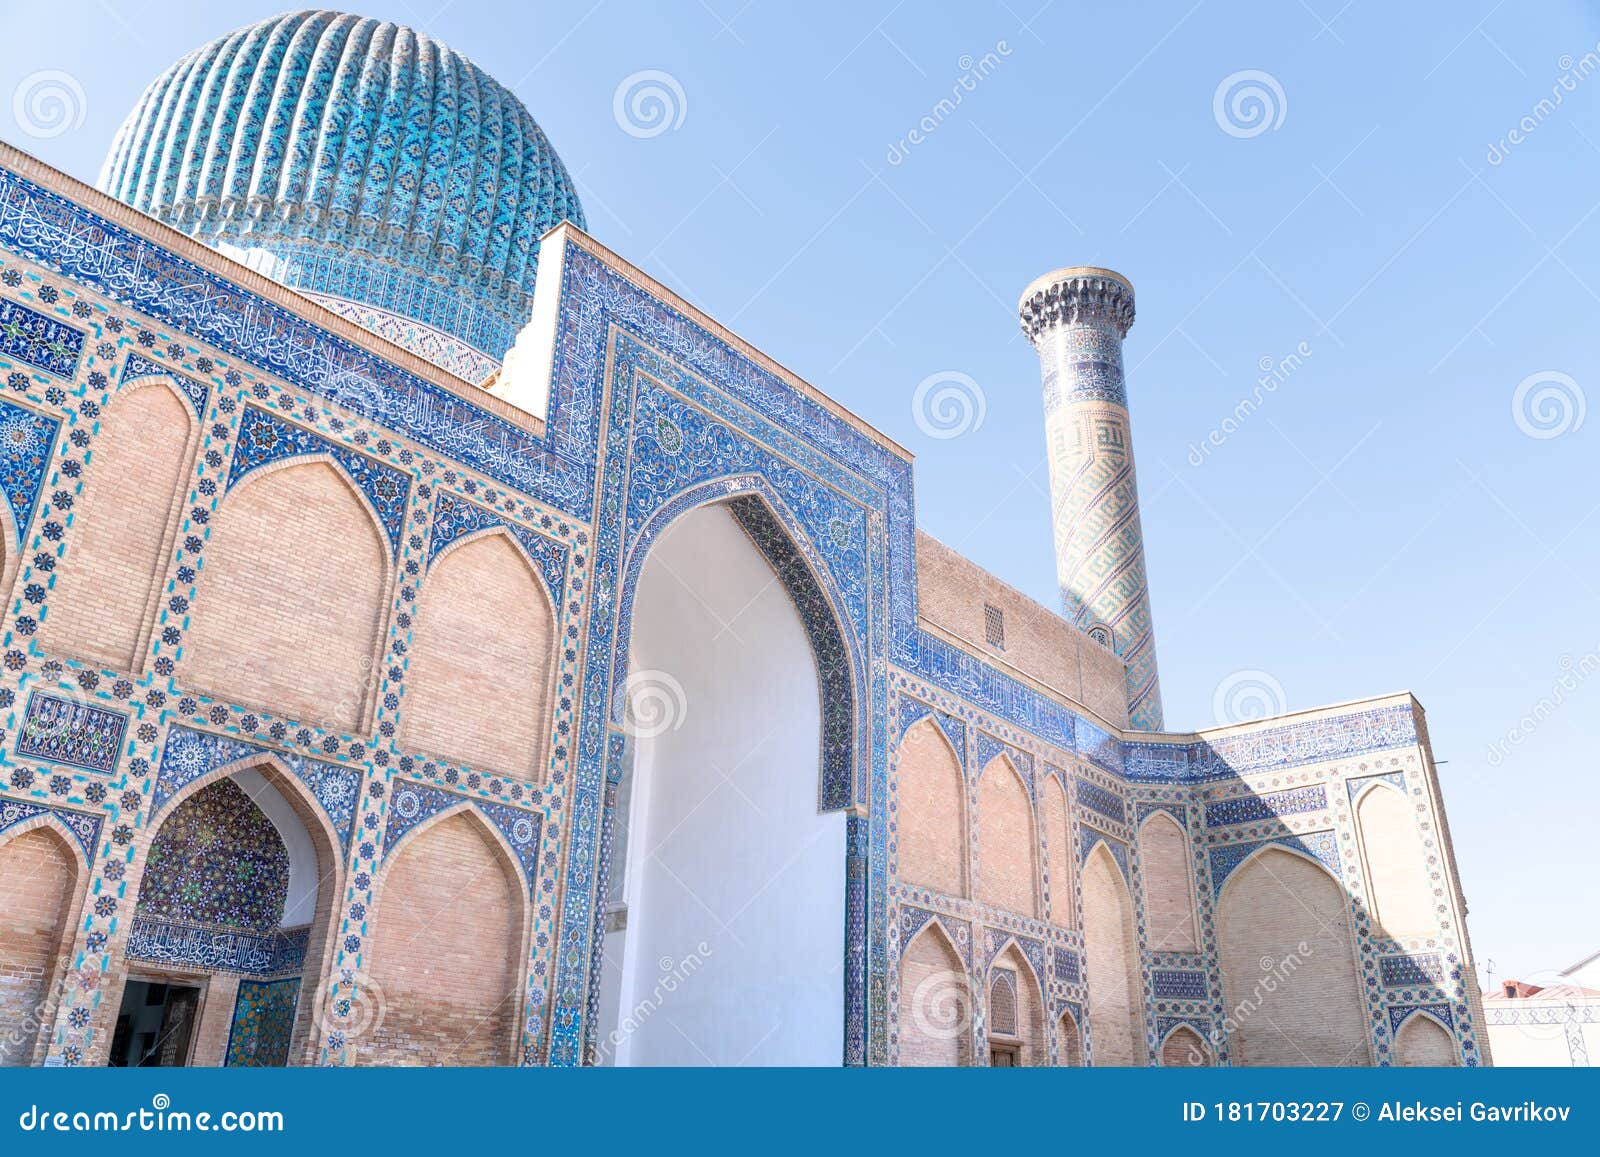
[[398, 532, 554, 780], [182, 461, 388, 733], [1057, 1009, 1083, 1065], [988, 947, 1044, 1066], [41, 382, 193, 672], [1357, 785, 1435, 939], [896, 924, 969, 1067], [1160, 1025, 1210, 1066], [359, 813, 523, 1066], [914, 532, 1129, 729], [1138, 812, 1197, 952], [1395, 1014, 1456, 1066], [0, 827, 79, 1066], [975, 757, 1036, 918], [1043, 776, 1073, 927], [895, 718, 966, 898], [1217, 848, 1369, 1065], [1082, 845, 1143, 1065]]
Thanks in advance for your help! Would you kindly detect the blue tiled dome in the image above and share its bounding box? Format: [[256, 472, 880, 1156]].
[[99, 10, 586, 376]]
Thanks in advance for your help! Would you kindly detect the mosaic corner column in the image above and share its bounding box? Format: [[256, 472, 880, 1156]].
[[1018, 267, 1164, 731]]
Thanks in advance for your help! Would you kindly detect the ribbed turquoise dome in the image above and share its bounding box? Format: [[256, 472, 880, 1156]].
[[99, 10, 586, 377]]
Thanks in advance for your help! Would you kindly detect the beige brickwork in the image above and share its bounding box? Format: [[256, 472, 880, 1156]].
[[975, 756, 1037, 918], [1138, 812, 1197, 952], [914, 532, 1129, 728], [1160, 1025, 1211, 1066], [896, 923, 970, 1067], [988, 946, 1044, 1066], [41, 382, 194, 672], [1043, 776, 1074, 927], [398, 532, 555, 779], [1217, 847, 1369, 1065], [1081, 844, 1144, 1065], [1394, 1013, 1456, 1066], [182, 460, 389, 733], [1057, 1009, 1083, 1066], [1357, 784, 1435, 939], [0, 826, 80, 1066], [359, 812, 523, 1066], [895, 717, 966, 898]]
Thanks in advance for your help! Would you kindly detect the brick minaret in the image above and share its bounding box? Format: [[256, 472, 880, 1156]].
[[1018, 267, 1163, 730]]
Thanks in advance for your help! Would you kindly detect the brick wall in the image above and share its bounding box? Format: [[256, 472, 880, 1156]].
[[896, 924, 969, 1067], [398, 532, 554, 779], [1216, 847, 1369, 1065], [1042, 777, 1073, 927], [0, 827, 79, 1066], [1138, 812, 1197, 952], [975, 757, 1036, 918], [1394, 1014, 1456, 1066], [1081, 845, 1143, 1065], [895, 718, 966, 898], [989, 947, 1044, 1065], [182, 460, 388, 733], [359, 813, 523, 1066], [1357, 785, 1435, 939], [1160, 1025, 1210, 1066], [1057, 1009, 1083, 1065], [41, 382, 193, 672]]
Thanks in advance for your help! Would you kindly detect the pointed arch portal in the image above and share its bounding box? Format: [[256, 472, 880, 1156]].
[[593, 496, 854, 1065]]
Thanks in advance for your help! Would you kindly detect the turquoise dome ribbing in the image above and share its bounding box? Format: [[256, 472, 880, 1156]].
[[99, 10, 586, 367]]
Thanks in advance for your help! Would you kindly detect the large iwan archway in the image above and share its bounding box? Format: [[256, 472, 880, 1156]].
[[595, 500, 849, 1065]]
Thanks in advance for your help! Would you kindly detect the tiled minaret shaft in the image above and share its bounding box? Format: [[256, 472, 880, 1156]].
[[1019, 267, 1163, 730]]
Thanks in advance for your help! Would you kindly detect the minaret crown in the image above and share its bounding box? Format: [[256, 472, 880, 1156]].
[[1017, 267, 1136, 343]]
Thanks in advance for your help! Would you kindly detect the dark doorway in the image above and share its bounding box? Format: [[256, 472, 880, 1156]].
[[108, 980, 201, 1067]]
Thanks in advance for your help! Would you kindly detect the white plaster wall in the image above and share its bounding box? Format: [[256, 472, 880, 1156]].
[[611, 503, 846, 1066], [232, 768, 319, 927]]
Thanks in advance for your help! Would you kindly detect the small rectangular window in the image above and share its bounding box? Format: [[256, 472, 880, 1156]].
[[983, 602, 1005, 649]]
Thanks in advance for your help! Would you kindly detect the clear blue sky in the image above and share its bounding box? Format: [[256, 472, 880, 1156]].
[[3, 1, 1596, 985]]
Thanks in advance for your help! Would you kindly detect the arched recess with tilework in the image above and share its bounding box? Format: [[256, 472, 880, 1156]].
[[398, 529, 557, 780], [896, 920, 971, 1067], [976, 755, 1038, 918], [895, 715, 967, 899], [1081, 842, 1144, 1065], [1043, 774, 1073, 927], [41, 378, 198, 672], [0, 818, 87, 1067], [113, 758, 345, 1068], [1216, 845, 1370, 1066], [987, 944, 1044, 1066], [1354, 782, 1435, 941], [181, 457, 391, 733], [1056, 1007, 1083, 1066], [1138, 811, 1198, 952], [1159, 1024, 1212, 1066], [1393, 1010, 1457, 1066], [359, 806, 529, 1067], [594, 495, 853, 1066]]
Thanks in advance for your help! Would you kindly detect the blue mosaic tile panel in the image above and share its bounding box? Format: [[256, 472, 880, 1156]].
[[1348, 770, 1406, 804], [0, 397, 60, 543], [1124, 704, 1418, 783], [428, 492, 567, 605], [1078, 829, 1130, 880], [1151, 969, 1208, 999], [1207, 830, 1341, 894], [0, 294, 83, 376], [138, 778, 289, 932], [1387, 1003, 1453, 1033], [228, 406, 410, 556], [1380, 953, 1445, 988], [0, 796, 101, 863], [120, 352, 209, 416], [154, 725, 361, 851], [124, 916, 309, 976], [1076, 777, 1127, 825], [225, 978, 301, 1067], [1054, 945, 1080, 984], [1204, 784, 1327, 827], [14, 691, 128, 774]]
